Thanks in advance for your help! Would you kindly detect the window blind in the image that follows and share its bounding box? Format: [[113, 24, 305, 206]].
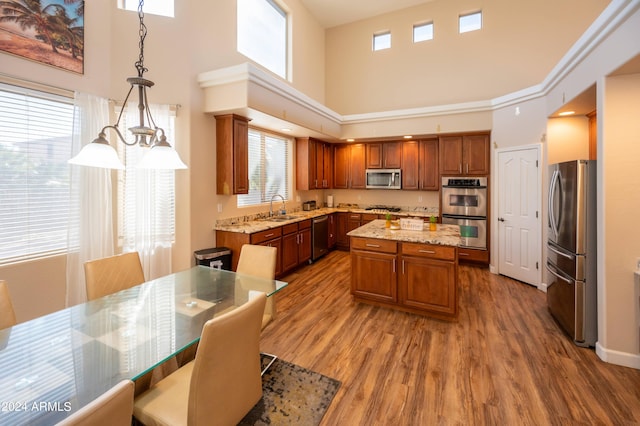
[[238, 129, 290, 207], [0, 84, 74, 264], [116, 105, 177, 248]]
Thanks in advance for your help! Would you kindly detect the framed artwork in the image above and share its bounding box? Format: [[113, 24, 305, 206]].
[[0, 0, 84, 74]]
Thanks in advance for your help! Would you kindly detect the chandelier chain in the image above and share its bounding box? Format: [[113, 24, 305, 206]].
[[135, 0, 148, 78]]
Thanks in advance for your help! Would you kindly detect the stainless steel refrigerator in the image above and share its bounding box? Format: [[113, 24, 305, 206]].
[[546, 160, 597, 347]]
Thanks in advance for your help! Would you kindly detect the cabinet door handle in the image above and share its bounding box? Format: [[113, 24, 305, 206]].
[[459, 164, 462, 173], [459, 252, 469, 256], [366, 243, 381, 248], [402, 259, 405, 274], [300, 234, 304, 243], [393, 260, 396, 273], [466, 164, 469, 174], [265, 233, 274, 238], [419, 249, 436, 254]]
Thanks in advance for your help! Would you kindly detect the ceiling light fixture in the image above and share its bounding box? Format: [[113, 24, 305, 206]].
[[559, 111, 576, 116], [69, 0, 186, 170]]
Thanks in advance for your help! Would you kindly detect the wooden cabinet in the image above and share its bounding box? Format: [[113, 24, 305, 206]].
[[419, 139, 439, 190], [361, 213, 378, 224], [334, 143, 366, 189], [215, 114, 250, 195], [333, 145, 350, 189], [350, 237, 458, 320], [439, 134, 490, 176], [350, 238, 398, 303], [350, 144, 366, 188], [298, 220, 312, 264], [399, 243, 457, 317], [216, 218, 314, 278], [281, 220, 312, 273], [366, 142, 402, 169], [336, 212, 361, 250], [328, 213, 337, 249], [401, 139, 438, 190], [258, 237, 282, 277], [296, 138, 332, 190], [250, 228, 282, 277], [401, 141, 419, 190]]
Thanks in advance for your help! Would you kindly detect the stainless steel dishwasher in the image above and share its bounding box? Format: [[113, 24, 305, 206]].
[[312, 215, 329, 261]]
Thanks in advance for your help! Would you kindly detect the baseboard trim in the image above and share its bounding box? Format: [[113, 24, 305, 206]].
[[595, 342, 640, 370]]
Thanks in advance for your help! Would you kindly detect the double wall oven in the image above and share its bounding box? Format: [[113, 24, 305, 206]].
[[441, 177, 487, 250]]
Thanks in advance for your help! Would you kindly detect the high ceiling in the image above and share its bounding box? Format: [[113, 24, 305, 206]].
[[300, 0, 435, 28]]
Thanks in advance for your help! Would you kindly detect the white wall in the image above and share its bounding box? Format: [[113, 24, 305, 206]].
[[325, 0, 608, 115], [598, 72, 640, 364]]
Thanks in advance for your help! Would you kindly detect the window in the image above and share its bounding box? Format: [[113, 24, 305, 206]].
[[459, 11, 482, 33], [413, 22, 434, 43], [121, 0, 174, 18], [237, 0, 288, 79], [238, 129, 290, 207], [117, 104, 177, 249], [0, 84, 74, 264], [373, 31, 391, 51]]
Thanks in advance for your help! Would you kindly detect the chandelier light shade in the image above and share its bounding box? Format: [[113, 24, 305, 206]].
[[68, 0, 187, 170]]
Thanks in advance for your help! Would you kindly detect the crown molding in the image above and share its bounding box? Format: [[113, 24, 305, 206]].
[[198, 0, 637, 131]]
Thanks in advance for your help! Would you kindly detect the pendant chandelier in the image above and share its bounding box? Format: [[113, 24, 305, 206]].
[[69, 0, 187, 170]]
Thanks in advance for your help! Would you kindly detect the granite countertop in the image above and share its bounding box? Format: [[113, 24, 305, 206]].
[[214, 208, 338, 233], [214, 207, 439, 234], [347, 219, 462, 246]]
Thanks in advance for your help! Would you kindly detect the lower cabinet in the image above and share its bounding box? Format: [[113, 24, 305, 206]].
[[216, 220, 312, 278], [328, 213, 337, 249], [281, 220, 312, 274], [350, 237, 458, 319], [258, 237, 282, 277], [351, 248, 397, 304]]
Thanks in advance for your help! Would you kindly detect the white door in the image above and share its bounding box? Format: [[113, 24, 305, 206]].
[[497, 146, 541, 286]]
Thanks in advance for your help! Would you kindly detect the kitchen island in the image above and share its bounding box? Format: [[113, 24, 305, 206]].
[[348, 220, 462, 320]]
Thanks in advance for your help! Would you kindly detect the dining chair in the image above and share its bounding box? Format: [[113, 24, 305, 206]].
[[56, 379, 134, 426], [0, 280, 17, 329], [133, 292, 266, 426], [236, 244, 277, 329], [84, 252, 145, 301]]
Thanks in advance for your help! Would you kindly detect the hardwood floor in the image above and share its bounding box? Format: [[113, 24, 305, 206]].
[[259, 250, 640, 425]]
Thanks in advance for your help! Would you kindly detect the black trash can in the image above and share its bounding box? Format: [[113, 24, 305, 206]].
[[194, 247, 232, 270]]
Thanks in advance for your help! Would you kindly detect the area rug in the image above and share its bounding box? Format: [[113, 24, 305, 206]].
[[238, 355, 341, 425]]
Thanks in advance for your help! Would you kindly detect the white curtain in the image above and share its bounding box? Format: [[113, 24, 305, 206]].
[[119, 103, 175, 280], [66, 93, 115, 306]]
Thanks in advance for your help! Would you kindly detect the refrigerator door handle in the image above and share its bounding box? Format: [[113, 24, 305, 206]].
[[548, 169, 560, 239], [547, 242, 574, 260], [546, 261, 572, 284]]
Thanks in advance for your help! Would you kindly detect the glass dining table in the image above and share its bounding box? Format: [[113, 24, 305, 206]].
[[0, 266, 287, 425]]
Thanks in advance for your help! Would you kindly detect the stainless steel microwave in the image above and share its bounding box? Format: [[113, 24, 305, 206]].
[[365, 169, 402, 189]]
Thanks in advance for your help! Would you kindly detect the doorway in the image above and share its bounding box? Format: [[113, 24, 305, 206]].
[[496, 145, 542, 286]]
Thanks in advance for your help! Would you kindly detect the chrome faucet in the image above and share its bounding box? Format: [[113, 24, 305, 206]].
[[270, 194, 286, 217]]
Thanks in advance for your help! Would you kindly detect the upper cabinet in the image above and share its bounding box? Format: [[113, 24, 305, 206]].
[[296, 137, 333, 190], [366, 142, 402, 169], [334, 143, 366, 189], [402, 139, 439, 190], [439, 134, 490, 176], [215, 114, 250, 195]]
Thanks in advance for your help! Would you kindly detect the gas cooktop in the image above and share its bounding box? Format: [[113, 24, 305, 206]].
[[365, 205, 401, 212]]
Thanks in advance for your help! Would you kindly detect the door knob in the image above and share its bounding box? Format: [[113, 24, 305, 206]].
[[498, 217, 505, 222]]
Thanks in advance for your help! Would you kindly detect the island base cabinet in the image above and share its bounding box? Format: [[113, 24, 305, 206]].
[[400, 256, 457, 317], [351, 250, 397, 303]]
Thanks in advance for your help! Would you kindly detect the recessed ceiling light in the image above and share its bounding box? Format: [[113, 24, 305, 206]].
[[559, 111, 575, 116], [403, 135, 413, 139], [346, 138, 355, 142], [281, 128, 292, 132]]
